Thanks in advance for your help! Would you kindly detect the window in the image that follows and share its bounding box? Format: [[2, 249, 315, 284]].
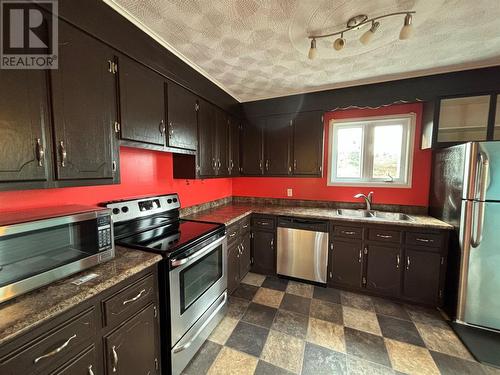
[[328, 114, 415, 187]]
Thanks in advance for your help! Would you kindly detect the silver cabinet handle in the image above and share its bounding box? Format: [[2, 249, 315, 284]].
[[35, 138, 45, 167], [33, 334, 77, 364], [242, 224, 249, 229], [241, 243, 245, 253], [415, 238, 431, 243], [293, 159, 297, 171], [229, 232, 237, 238], [358, 249, 362, 263], [406, 256, 411, 270], [376, 234, 392, 239], [236, 245, 241, 257], [212, 158, 216, 172], [122, 288, 146, 305], [159, 120, 166, 135], [112, 345, 118, 372], [88, 364, 95, 375], [259, 160, 263, 171], [342, 231, 355, 235], [168, 121, 174, 136], [396, 254, 400, 269], [258, 221, 269, 226], [59, 140, 67, 167], [270, 239, 274, 249], [265, 159, 270, 171]]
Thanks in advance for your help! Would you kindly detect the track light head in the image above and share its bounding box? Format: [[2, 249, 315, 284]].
[[308, 39, 317, 59], [360, 21, 379, 45], [333, 33, 345, 51], [399, 13, 413, 40]]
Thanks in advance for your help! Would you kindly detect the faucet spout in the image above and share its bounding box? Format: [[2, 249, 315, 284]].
[[354, 192, 374, 211]]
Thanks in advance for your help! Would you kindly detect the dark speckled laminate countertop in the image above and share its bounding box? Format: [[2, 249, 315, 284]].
[[183, 203, 453, 230], [0, 246, 162, 346]]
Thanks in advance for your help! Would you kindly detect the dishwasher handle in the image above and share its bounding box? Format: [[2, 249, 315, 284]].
[[277, 217, 329, 232]]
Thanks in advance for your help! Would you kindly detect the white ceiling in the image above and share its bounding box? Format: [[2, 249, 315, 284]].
[[104, 0, 500, 102]]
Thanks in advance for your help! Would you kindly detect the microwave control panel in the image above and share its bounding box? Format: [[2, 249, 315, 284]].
[[97, 215, 112, 250]]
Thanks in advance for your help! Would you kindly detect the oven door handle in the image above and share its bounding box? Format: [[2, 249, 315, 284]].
[[170, 236, 225, 269], [172, 291, 227, 354]]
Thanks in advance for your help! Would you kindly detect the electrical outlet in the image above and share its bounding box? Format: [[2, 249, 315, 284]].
[[287, 188, 293, 197]]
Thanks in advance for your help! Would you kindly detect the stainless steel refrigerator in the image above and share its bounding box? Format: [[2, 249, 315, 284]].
[[430, 141, 500, 331]]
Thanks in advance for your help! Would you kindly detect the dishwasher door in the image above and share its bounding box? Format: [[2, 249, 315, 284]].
[[277, 218, 329, 283]]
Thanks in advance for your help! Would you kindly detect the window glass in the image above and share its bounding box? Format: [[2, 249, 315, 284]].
[[372, 125, 403, 179], [336, 127, 362, 178]]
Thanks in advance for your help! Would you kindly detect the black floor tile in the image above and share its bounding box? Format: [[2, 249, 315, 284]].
[[272, 309, 309, 339], [241, 302, 277, 329], [232, 283, 259, 300], [344, 327, 391, 367], [310, 299, 343, 325], [182, 340, 222, 375], [302, 342, 347, 375], [254, 360, 294, 375], [313, 286, 342, 304], [226, 296, 250, 319], [372, 297, 411, 321], [430, 351, 487, 375], [377, 314, 425, 347], [225, 321, 269, 357], [261, 276, 289, 291], [279, 293, 311, 316]]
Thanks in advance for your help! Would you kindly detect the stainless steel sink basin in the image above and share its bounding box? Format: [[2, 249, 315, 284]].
[[336, 209, 414, 222]]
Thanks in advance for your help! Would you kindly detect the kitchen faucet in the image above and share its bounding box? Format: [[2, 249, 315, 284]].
[[354, 192, 374, 211]]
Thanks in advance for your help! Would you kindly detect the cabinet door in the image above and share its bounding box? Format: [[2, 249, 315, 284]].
[[293, 111, 324, 175], [0, 70, 50, 183], [403, 249, 442, 304], [239, 232, 252, 279], [330, 240, 363, 288], [167, 83, 198, 150], [241, 118, 264, 175], [197, 100, 216, 177], [51, 345, 98, 375], [366, 245, 401, 297], [251, 230, 275, 275], [104, 304, 159, 375], [51, 21, 116, 180], [228, 244, 240, 294], [264, 114, 292, 175], [215, 109, 229, 176], [228, 117, 240, 176], [119, 56, 166, 146]]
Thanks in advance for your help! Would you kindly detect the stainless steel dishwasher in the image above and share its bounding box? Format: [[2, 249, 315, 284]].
[[277, 217, 329, 284]]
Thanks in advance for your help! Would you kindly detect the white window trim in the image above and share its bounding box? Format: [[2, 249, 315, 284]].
[[327, 113, 416, 188]]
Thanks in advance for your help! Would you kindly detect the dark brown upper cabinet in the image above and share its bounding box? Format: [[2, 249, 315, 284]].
[[292, 111, 324, 176], [118, 55, 166, 146], [0, 70, 51, 186], [197, 99, 217, 177], [167, 83, 198, 151], [228, 116, 241, 176], [241, 118, 264, 175], [51, 21, 118, 182], [264, 114, 292, 176], [215, 109, 229, 177]]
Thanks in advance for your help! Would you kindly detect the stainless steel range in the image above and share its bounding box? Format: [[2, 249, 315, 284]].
[[103, 194, 227, 375]]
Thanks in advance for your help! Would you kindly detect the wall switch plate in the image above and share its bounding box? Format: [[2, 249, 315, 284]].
[[287, 188, 293, 197]]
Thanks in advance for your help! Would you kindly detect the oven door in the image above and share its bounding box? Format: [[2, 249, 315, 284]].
[[169, 235, 227, 346]]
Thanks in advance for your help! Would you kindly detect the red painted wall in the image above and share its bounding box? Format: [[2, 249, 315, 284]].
[[0, 147, 232, 211], [233, 103, 431, 207]]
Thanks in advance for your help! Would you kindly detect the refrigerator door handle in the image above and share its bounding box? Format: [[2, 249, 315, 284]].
[[471, 200, 485, 248], [475, 150, 489, 201]]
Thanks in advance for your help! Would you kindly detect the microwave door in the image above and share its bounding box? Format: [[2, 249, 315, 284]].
[[459, 200, 500, 330]]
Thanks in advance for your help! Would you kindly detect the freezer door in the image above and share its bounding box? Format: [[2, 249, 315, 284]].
[[476, 142, 500, 202], [460, 200, 500, 330]]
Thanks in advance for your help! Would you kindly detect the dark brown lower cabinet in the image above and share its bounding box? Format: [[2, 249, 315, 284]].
[[104, 303, 159, 375], [228, 244, 241, 294], [227, 217, 252, 294], [329, 240, 363, 288], [239, 232, 251, 278], [251, 229, 275, 275], [365, 245, 401, 297], [52, 345, 98, 375], [403, 249, 443, 304]]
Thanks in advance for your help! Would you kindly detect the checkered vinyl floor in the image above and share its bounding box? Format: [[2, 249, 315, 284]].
[[183, 273, 499, 375]]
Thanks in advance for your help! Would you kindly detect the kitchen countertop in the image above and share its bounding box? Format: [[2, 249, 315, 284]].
[[0, 246, 162, 346], [183, 203, 453, 230]]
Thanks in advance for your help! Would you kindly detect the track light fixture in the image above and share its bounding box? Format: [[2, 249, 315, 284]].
[[307, 11, 415, 59]]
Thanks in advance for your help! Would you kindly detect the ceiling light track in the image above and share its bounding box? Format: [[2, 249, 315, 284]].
[[307, 11, 416, 59]]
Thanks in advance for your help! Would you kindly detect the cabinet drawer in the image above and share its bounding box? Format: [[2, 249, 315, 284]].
[[1, 308, 97, 375], [368, 228, 401, 243], [51, 345, 97, 375], [103, 273, 155, 327], [239, 216, 251, 233], [252, 216, 275, 230], [406, 232, 443, 248], [333, 225, 363, 240]]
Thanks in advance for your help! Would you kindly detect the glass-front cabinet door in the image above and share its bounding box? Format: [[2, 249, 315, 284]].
[[437, 95, 491, 143]]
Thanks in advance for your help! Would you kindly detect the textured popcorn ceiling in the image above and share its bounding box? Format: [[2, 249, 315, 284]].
[[104, 0, 500, 102]]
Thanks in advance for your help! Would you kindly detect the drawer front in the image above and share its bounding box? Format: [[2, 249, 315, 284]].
[[239, 216, 251, 233], [333, 225, 363, 240], [1, 308, 97, 375], [227, 223, 240, 246], [252, 216, 275, 230], [103, 273, 155, 327], [406, 232, 443, 248], [51, 345, 97, 375], [368, 228, 401, 243]]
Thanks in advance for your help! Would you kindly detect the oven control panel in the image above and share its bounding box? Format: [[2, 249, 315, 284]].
[[105, 194, 181, 223]]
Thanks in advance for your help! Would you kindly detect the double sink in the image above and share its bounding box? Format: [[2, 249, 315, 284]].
[[336, 209, 414, 222]]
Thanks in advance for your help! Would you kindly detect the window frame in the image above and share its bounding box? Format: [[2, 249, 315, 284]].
[[327, 113, 416, 188]]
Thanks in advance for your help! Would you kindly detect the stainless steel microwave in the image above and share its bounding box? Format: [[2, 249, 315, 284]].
[[0, 205, 115, 304]]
